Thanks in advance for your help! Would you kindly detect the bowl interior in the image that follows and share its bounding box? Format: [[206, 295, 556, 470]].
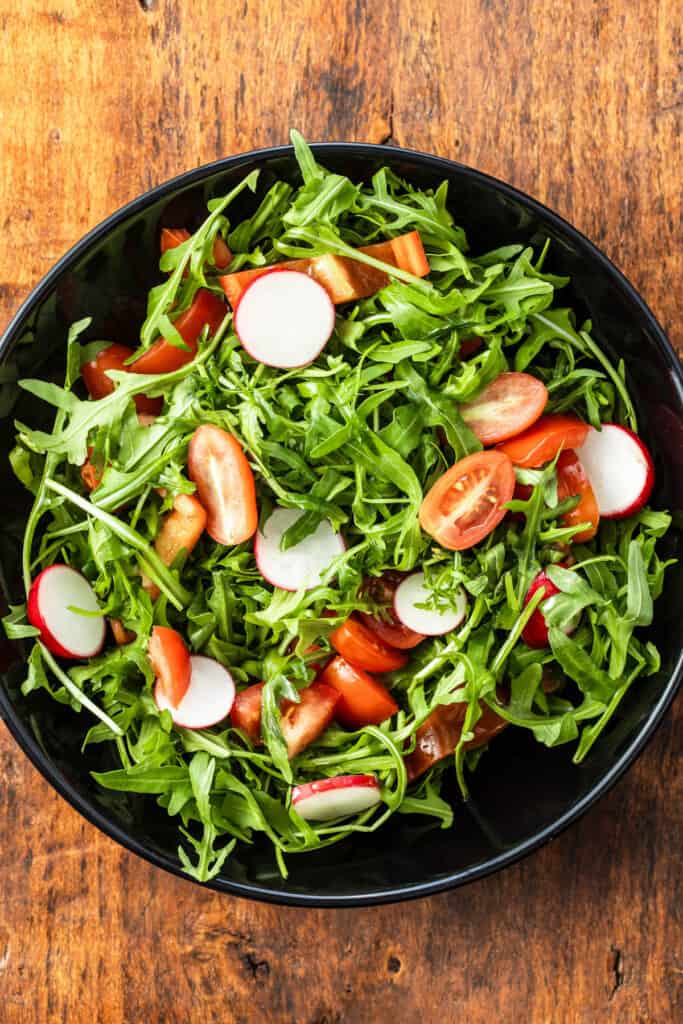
[[1, 145, 682, 905]]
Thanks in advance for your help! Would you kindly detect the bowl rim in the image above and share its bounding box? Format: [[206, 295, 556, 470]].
[[1, 140, 682, 907]]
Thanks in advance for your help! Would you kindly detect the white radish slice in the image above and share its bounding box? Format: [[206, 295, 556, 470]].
[[234, 269, 335, 369], [154, 655, 236, 729], [291, 774, 382, 822], [27, 564, 106, 660], [394, 571, 468, 636], [254, 507, 345, 591], [577, 424, 655, 518]]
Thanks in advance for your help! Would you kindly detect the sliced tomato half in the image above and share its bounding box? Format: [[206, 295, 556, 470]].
[[405, 700, 508, 781], [460, 372, 548, 445], [81, 343, 162, 415], [229, 680, 339, 757], [187, 425, 258, 546], [419, 450, 516, 551], [148, 625, 191, 708], [131, 289, 226, 375], [319, 656, 399, 729], [496, 414, 590, 468], [556, 450, 600, 542], [329, 616, 408, 673]]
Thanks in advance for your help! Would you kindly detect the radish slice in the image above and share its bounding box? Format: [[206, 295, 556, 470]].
[[577, 424, 654, 518], [291, 774, 382, 822], [154, 655, 236, 729], [234, 269, 335, 369], [254, 507, 345, 591], [393, 571, 467, 636], [27, 564, 105, 660]]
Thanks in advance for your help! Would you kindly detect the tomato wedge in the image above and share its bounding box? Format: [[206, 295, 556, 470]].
[[229, 680, 339, 757], [160, 227, 232, 270], [148, 625, 191, 708], [329, 616, 407, 672], [187, 425, 258, 546], [359, 573, 425, 650], [460, 372, 548, 445], [405, 699, 508, 781], [81, 343, 162, 415], [556, 450, 600, 542], [496, 414, 590, 468], [419, 450, 516, 551], [319, 656, 399, 728], [131, 289, 226, 375]]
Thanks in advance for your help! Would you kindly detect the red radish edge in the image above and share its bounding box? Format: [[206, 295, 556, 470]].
[[254, 507, 346, 591], [577, 423, 654, 519], [393, 571, 468, 636], [27, 564, 106, 660], [154, 655, 236, 729], [291, 774, 382, 822], [234, 269, 335, 369], [522, 567, 579, 649]]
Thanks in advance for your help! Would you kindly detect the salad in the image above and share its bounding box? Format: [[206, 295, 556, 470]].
[[3, 132, 673, 882]]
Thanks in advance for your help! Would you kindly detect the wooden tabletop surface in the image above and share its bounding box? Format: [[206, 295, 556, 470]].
[[1, 2, 681, 1021]]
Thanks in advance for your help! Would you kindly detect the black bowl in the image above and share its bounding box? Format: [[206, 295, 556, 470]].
[[1, 144, 682, 907]]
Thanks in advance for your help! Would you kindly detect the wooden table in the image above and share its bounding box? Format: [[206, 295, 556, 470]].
[[1, 2, 681, 1021]]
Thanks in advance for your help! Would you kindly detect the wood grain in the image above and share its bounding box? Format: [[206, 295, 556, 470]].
[[0, 1, 681, 1021]]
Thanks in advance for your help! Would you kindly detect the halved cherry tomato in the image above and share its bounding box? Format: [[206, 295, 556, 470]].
[[329, 616, 408, 672], [148, 625, 191, 707], [496, 414, 590, 468], [319, 656, 399, 728], [230, 680, 339, 757], [419, 450, 516, 551], [130, 289, 226, 375], [460, 372, 548, 446], [359, 573, 425, 650], [405, 699, 508, 781], [143, 493, 207, 599], [521, 567, 565, 648], [160, 227, 232, 270], [556, 450, 600, 542], [187, 425, 257, 546], [81, 343, 162, 415]]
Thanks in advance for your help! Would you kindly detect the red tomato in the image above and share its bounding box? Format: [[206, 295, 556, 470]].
[[160, 227, 232, 270], [110, 618, 135, 646], [405, 699, 508, 781], [81, 343, 162, 415], [143, 494, 207, 599], [460, 372, 548, 445], [187, 425, 258, 546], [319, 656, 399, 728], [521, 568, 564, 648], [556, 450, 600, 542], [80, 447, 103, 492], [329, 616, 408, 672], [131, 289, 226, 375], [148, 625, 191, 708], [359, 573, 425, 650], [496, 414, 590, 468], [419, 450, 516, 551], [230, 680, 339, 757]]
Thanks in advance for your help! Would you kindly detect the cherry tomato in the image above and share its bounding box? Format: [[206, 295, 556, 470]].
[[131, 289, 226, 375], [160, 227, 232, 270], [521, 568, 565, 648], [405, 699, 508, 781], [460, 372, 548, 445], [148, 625, 191, 708], [319, 656, 399, 728], [556, 450, 599, 542], [329, 616, 408, 672], [230, 681, 339, 757], [187, 425, 258, 546], [496, 414, 590, 468], [358, 573, 425, 650], [81, 343, 162, 415], [419, 450, 516, 551]]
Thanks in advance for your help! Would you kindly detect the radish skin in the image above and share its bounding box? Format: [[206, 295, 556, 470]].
[[27, 565, 105, 660], [577, 424, 654, 518], [291, 774, 381, 821]]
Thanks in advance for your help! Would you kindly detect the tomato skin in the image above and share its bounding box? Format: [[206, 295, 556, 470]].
[[82, 343, 162, 415], [521, 568, 564, 648], [148, 625, 191, 708], [230, 681, 339, 757], [556, 450, 600, 542], [329, 616, 408, 672], [496, 414, 590, 468], [460, 372, 548, 445], [160, 227, 232, 270], [419, 450, 516, 551], [319, 656, 399, 728], [405, 700, 508, 781], [131, 289, 226, 375], [80, 448, 103, 492], [187, 425, 258, 546], [359, 573, 425, 650]]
